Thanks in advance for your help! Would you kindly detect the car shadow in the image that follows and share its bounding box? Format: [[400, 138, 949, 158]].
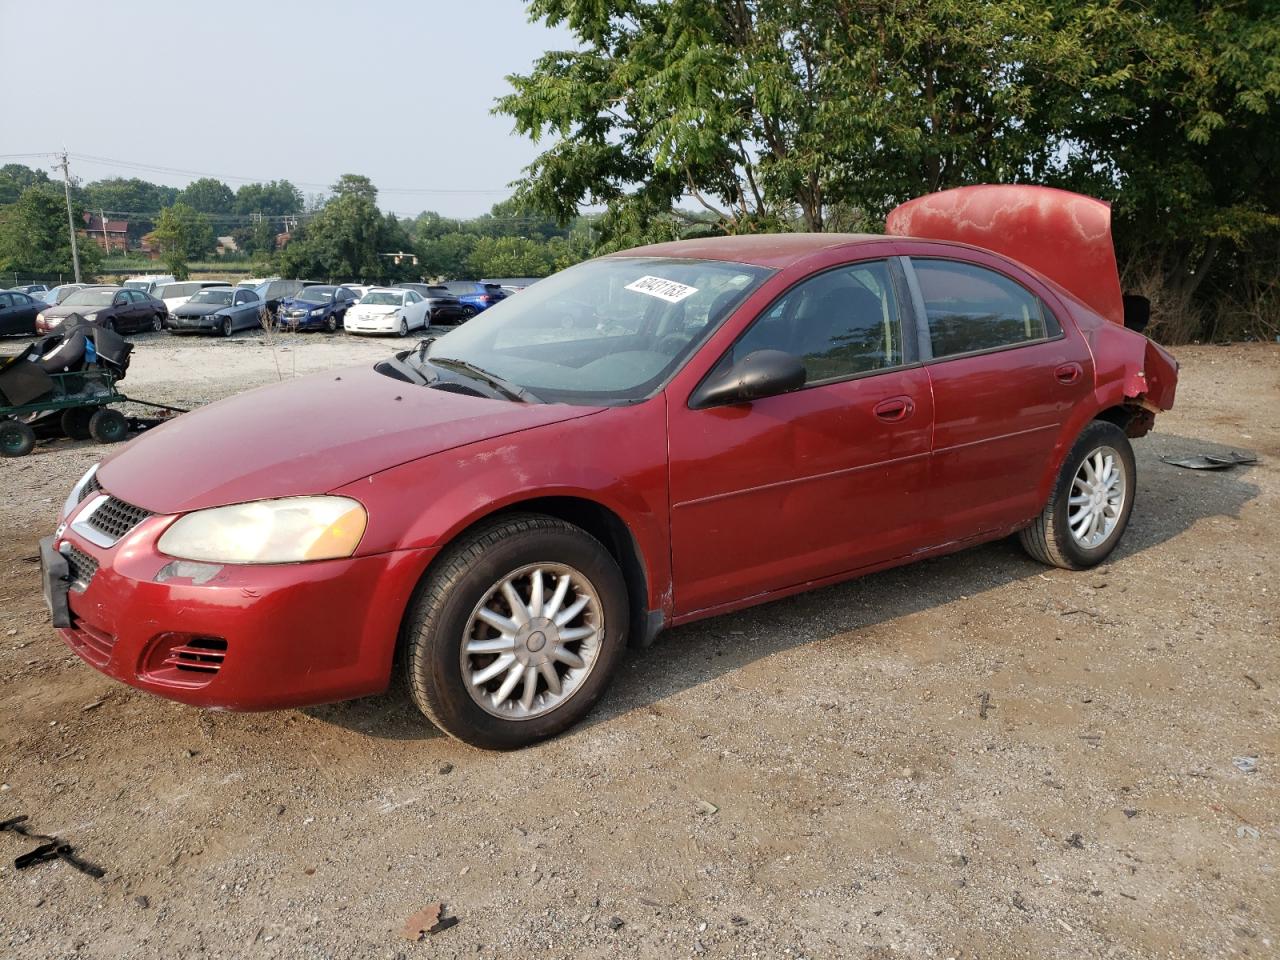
[[304, 430, 1261, 742]]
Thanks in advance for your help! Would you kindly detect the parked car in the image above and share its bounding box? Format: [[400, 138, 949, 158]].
[[41, 185, 1178, 750], [9, 283, 49, 297], [441, 280, 508, 313], [343, 287, 431, 337], [0, 289, 44, 335], [394, 283, 472, 324], [121, 274, 177, 296], [155, 280, 230, 314], [480, 277, 543, 294], [239, 278, 317, 317], [36, 286, 168, 334], [42, 283, 89, 305], [340, 283, 374, 300], [168, 287, 264, 337], [277, 285, 358, 331]]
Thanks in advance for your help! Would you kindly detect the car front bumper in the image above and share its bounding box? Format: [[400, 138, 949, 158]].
[[44, 503, 435, 711], [168, 315, 221, 331], [345, 317, 398, 334]]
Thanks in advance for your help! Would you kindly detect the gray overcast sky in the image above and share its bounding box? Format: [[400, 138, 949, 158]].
[[0, 0, 572, 219]]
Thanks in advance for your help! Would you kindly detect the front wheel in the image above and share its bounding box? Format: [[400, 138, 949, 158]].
[[325, 312, 339, 333], [221, 315, 234, 337], [152, 315, 164, 332], [403, 514, 629, 749], [397, 318, 409, 337], [1019, 420, 1136, 569], [88, 408, 128, 444]]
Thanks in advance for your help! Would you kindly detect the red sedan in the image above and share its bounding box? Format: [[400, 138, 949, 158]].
[[41, 185, 1177, 749]]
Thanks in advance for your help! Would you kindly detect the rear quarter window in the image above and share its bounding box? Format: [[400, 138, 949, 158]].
[[912, 259, 1061, 359]]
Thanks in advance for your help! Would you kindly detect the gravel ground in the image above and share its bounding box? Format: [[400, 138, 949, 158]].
[[0, 331, 1276, 959]]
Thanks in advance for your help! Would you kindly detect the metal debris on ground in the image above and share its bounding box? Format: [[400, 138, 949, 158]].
[[1066, 832, 1085, 849], [1232, 756, 1259, 774], [1159, 451, 1258, 470], [695, 799, 719, 816], [978, 691, 992, 719], [0, 815, 106, 878], [400, 902, 458, 941]]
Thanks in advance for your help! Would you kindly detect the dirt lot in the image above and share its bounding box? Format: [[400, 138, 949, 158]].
[[0, 332, 1276, 959]]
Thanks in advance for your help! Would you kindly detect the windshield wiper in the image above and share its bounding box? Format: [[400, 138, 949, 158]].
[[429, 356, 540, 404]]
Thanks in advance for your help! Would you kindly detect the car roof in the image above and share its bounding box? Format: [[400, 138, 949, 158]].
[[609, 233, 894, 269]]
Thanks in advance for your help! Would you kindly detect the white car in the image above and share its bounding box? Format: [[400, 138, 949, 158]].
[[340, 283, 373, 300], [343, 287, 430, 337], [121, 274, 177, 296]]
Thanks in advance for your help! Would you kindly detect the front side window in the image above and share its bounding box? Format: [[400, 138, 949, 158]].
[[912, 259, 1060, 359], [729, 259, 903, 382], [408, 257, 772, 405]]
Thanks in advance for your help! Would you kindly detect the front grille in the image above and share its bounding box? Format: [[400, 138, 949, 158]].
[[86, 496, 151, 542], [64, 544, 98, 588], [77, 473, 101, 504]]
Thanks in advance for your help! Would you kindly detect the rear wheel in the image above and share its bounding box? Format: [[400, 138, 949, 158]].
[[1019, 420, 1136, 569], [60, 407, 93, 440], [403, 514, 628, 749], [88, 408, 128, 444], [461, 305, 477, 320], [0, 419, 35, 457]]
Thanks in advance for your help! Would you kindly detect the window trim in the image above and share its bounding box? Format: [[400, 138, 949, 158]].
[[903, 256, 1065, 364], [689, 255, 918, 407]]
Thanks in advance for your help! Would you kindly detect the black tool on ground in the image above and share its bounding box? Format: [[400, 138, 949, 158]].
[[1160, 450, 1258, 470], [0, 814, 106, 878]]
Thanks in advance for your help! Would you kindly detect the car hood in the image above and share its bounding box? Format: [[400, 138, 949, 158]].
[[350, 304, 399, 316], [43, 302, 108, 319], [96, 363, 602, 515], [172, 302, 227, 318], [281, 298, 328, 311]]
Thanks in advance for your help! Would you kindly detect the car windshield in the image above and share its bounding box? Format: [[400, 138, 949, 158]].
[[426, 286, 451, 297], [296, 287, 333, 303], [122, 280, 151, 290], [410, 257, 772, 405], [190, 289, 234, 305], [362, 291, 403, 306], [63, 289, 118, 307]]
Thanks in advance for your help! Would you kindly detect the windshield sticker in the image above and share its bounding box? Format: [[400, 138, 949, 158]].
[[624, 275, 699, 303]]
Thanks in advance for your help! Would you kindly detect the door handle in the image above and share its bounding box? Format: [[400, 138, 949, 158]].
[[873, 396, 914, 422], [1054, 362, 1083, 385]]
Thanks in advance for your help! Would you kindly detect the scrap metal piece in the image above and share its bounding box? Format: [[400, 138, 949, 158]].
[[1160, 451, 1257, 470], [1, 813, 106, 878]]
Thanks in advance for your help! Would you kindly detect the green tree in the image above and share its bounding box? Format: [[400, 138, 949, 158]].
[[150, 203, 215, 277], [234, 180, 303, 217], [177, 177, 235, 214], [277, 175, 387, 281], [0, 164, 52, 205], [414, 232, 478, 278], [466, 236, 555, 278], [0, 183, 102, 279]]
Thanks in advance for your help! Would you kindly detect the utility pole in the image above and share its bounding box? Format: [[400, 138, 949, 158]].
[[56, 150, 82, 283], [100, 209, 110, 252]]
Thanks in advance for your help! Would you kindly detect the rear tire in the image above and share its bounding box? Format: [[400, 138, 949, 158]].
[[0, 419, 35, 457], [403, 514, 629, 750], [61, 407, 93, 440], [88, 408, 128, 444], [1019, 420, 1136, 570]]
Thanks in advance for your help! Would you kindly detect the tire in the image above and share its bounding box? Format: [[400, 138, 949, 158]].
[[88, 408, 128, 444], [403, 514, 629, 750], [325, 312, 339, 333], [397, 318, 409, 338], [60, 407, 93, 440], [461, 305, 477, 320], [1019, 420, 1136, 570], [102, 319, 116, 333], [0, 419, 35, 458], [152, 315, 164, 332], [221, 315, 234, 337]]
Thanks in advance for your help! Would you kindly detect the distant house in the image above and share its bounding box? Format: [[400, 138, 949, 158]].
[[216, 235, 239, 254], [83, 213, 129, 253]]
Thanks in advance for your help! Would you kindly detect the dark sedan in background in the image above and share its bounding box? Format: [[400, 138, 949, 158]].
[[277, 285, 358, 331], [0, 289, 45, 335], [394, 283, 473, 324], [35, 286, 168, 335], [169, 287, 264, 336]]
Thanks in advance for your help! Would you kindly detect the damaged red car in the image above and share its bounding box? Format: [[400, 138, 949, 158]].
[[42, 185, 1177, 749]]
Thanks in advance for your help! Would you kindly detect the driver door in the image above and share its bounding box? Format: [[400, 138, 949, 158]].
[[667, 258, 935, 616]]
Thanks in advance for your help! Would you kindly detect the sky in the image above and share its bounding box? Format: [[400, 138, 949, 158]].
[[0, 0, 574, 219]]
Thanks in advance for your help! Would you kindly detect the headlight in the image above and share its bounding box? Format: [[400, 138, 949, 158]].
[[61, 463, 100, 520], [310, 307, 324, 315], [37, 312, 45, 323], [157, 496, 367, 564], [84, 312, 98, 322]]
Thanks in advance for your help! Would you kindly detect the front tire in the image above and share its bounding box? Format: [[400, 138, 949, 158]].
[[61, 407, 93, 440], [325, 312, 339, 333], [397, 318, 409, 337], [403, 514, 629, 750], [1019, 420, 1136, 569], [221, 315, 234, 337]]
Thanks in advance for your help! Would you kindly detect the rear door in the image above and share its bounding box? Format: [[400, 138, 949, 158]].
[[902, 250, 1094, 542], [0, 292, 19, 334], [667, 257, 936, 615]]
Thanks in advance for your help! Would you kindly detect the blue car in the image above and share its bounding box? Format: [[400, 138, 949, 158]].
[[277, 285, 359, 332], [441, 281, 508, 314]]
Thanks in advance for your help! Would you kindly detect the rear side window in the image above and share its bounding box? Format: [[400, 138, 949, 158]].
[[912, 259, 1060, 359], [731, 259, 904, 382]]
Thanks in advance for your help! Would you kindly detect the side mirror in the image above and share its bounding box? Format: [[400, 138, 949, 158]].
[[692, 349, 806, 409]]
